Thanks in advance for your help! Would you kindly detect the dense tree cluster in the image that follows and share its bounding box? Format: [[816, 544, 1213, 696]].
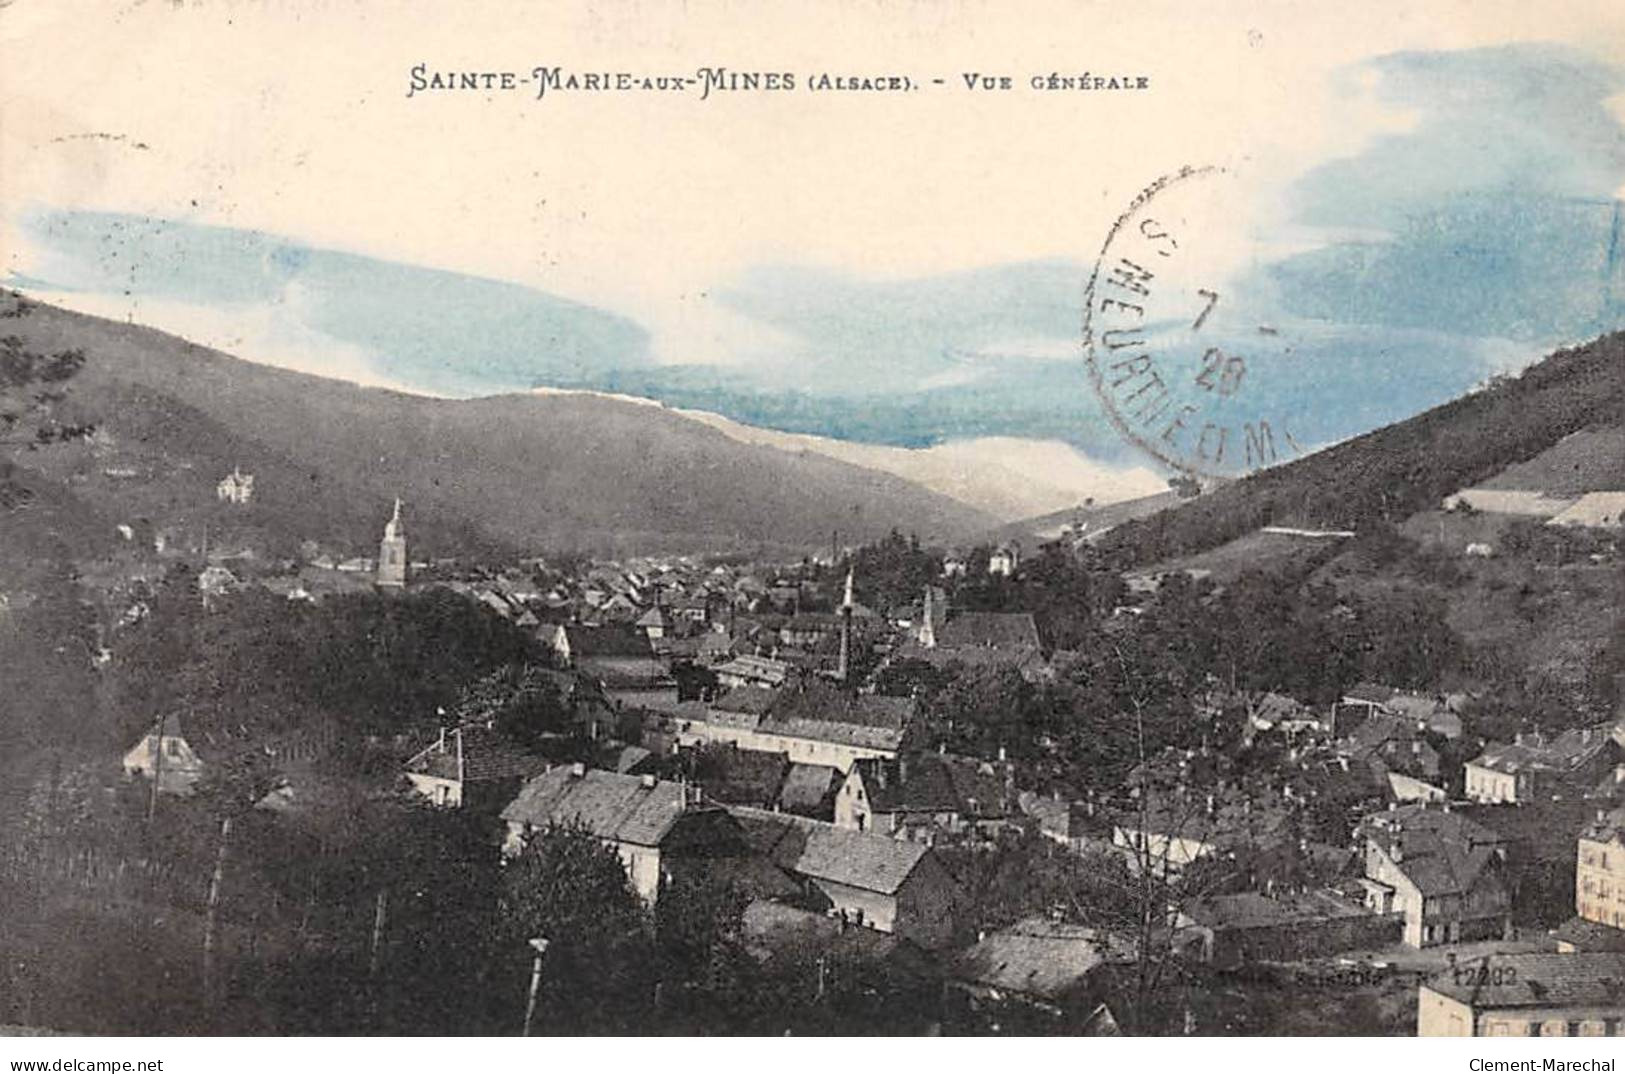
[[111, 572, 538, 743]]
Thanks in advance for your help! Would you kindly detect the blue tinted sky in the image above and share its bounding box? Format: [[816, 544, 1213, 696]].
[[6, 33, 1623, 470]]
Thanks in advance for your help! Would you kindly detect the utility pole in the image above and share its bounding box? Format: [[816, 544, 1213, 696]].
[[368, 889, 389, 981], [202, 815, 232, 1015], [146, 713, 164, 824], [521, 936, 550, 1037]]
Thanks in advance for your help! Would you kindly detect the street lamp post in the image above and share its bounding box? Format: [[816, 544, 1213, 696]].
[[522, 937, 550, 1037]]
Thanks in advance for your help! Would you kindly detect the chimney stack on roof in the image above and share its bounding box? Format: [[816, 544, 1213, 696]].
[[570, 761, 586, 778]]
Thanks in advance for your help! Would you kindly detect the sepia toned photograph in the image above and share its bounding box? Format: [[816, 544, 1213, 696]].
[[2, 0, 1624, 1045]]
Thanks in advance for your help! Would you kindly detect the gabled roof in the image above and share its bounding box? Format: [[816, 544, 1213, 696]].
[[1362, 805, 1507, 897], [1343, 683, 1399, 705], [558, 624, 656, 658], [953, 918, 1134, 1000], [1423, 952, 1625, 1009], [501, 766, 696, 847], [762, 683, 912, 751], [1469, 725, 1614, 777], [716, 654, 791, 685], [853, 753, 1013, 818], [405, 725, 550, 783], [793, 825, 932, 895], [935, 611, 1041, 651], [778, 763, 840, 814], [636, 606, 673, 628], [711, 685, 780, 717]]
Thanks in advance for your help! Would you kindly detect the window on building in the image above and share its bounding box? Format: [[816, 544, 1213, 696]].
[[1579, 1021, 1606, 1037], [1540, 1020, 1567, 1037], [1487, 1022, 1509, 1037], [164, 738, 180, 758]]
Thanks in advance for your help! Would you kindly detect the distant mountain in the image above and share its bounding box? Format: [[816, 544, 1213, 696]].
[[984, 490, 1184, 546], [0, 293, 993, 561]]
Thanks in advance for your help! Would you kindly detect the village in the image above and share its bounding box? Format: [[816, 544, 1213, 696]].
[[12, 448, 1611, 1038]]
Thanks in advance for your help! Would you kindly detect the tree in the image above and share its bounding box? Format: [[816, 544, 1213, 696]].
[[0, 296, 95, 509], [653, 864, 750, 1014], [497, 822, 652, 1032]]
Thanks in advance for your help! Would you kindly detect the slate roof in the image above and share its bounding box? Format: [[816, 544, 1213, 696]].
[[794, 825, 931, 895], [953, 918, 1134, 1000], [758, 683, 912, 751], [1362, 805, 1507, 897], [693, 746, 791, 807], [1552, 916, 1625, 953], [1343, 683, 1399, 705], [853, 753, 1014, 818], [501, 766, 693, 847], [935, 611, 1041, 651], [716, 654, 791, 686], [1469, 725, 1614, 777], [778, 762, 840, 814], [711, 685, 781, 718], [405, 725, 550, 783], [1424, 952, 1625, 1009], [1184, 889, 1368, 930], [1584, 806, 1625, 844], [559, 625, 657, 658]]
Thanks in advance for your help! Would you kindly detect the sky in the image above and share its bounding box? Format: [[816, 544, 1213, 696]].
[[3, 0, 1624, 498]]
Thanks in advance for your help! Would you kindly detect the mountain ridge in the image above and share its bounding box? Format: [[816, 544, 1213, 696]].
[[1, 293, 994, 561]]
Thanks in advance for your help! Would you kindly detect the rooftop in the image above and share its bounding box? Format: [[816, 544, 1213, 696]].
[[953, 918, 1134, 1000], [1424, 952, 1625, 1009], [501, 765, 702, 847]]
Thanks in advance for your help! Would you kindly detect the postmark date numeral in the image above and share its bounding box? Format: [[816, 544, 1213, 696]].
[[1196, 347, 1245, 397]]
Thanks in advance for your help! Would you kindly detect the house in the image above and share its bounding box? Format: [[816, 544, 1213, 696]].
[[676, 681, 909, 772], [1417, 952, 1625, 1036], [123, 714, 338, 797], [122, 713, 206, 795], [714, 654, 791, 690], [776, 762, 842, 821], [949, 917, 1133, 1033], [1465, 726, 1617, 804], [1180, 889, 1402, 968], [835, 751, 1016, 841], [987, 544, 1020, 576], [1019, 792, 1098, 852], [1333, 682, 1399, 731], [216, 466, 254, 504], [1342, 712, 1443, 783], [1358, 804, 1512, 948], [548, 624, 668, 687], [500, 764, 749, 904], [636, 604, 673, 642], [1571, 807, 1625, 936], [685, 744, 791, 809], [788, 823, 963, 948], [403, 724, 550, 810], [1244, 692, 1323, 735], [1111, 787, 1294, 876], [894, 587, 1047, 681], [778, 613, 842, 650]]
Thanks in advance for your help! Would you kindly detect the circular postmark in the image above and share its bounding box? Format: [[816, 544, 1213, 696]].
[[1082, 165, 1306, 481]]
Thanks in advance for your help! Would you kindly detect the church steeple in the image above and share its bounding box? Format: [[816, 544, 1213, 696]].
[[837, 568, 854, 682], [377, 498, 408, 588]]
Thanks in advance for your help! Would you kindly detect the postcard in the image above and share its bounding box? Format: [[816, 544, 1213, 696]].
[[2, 0, 1623, 1045]]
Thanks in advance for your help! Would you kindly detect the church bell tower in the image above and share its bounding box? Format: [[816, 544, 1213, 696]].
[[377, 498, 408, 588]]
